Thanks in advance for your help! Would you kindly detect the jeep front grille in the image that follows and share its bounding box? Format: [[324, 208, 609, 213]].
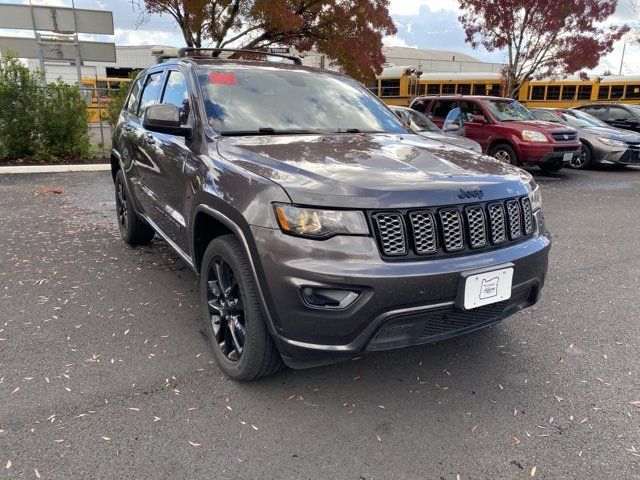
[[372, 212, 407, 256], [370, 195, 535, 260]]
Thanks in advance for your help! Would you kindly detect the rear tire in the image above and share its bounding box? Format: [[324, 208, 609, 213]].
[[489, 144, 519, 165], [115, 169, 155, 245], [570, 144, 592, 169], [200, 235, 283, 381]]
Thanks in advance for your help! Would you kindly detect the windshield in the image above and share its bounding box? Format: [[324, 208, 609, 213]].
[[629, 106, 640, 117], [532, 110, 562, 123], [481, 99, 535, 121], [559, 113, 592, 129], [198, 66, 405, 135], [568, 109, 608, 127], [401, 108, 440, 132]]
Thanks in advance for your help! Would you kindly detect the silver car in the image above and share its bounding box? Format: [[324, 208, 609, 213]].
[[390, 106, 483, 153], [530, 108, 640, 169]]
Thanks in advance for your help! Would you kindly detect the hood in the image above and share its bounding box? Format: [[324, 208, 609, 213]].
[[581, 126, 640, 142], [419, 131, 481, 151], [216, 133, 534, 209], [501, 120, 576, 134]]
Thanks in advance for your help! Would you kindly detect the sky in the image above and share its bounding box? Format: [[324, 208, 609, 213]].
[[1, 0, 639, 75]]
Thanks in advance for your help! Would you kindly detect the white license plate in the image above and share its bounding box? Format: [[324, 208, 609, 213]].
[[563, 152, 573, 162], [464, 268, 513, 310]]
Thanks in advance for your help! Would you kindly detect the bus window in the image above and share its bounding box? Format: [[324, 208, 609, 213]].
[[546, 85, 560, 100], [487, 84, 501, 96], [627, 85, 640, 99], [441, 84, 455, 94], [456, 84, 471, 95], [597, 86, 609, 100], [109, 81, 121, 90], [561, 85, 577, 100], [380, 79, 400, 97], [530, 86, 545, 100], [577, 85, 592, 100], [426, 84, 440, 95], [418, 84, 426, 96], [610, 85, 624, 99], [364, 80, 378, 95], [97, 81, 108, 96]]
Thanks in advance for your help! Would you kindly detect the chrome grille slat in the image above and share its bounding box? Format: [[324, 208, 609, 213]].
[[373, 213, 407, 256], [506, 200, 523, 240], [439, 209, 464, 252], [409, 211, 437, 255], [371, 196, 534, 259], [465, 206, 487, 248], [487, 203, 507, 244], [521, 197, 534, 235]]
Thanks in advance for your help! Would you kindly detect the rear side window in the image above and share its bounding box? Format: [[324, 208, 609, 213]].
[[608, 107, 633, 121], [161, 70, 191, 126], [582, 106, 608, 119], [137, 72, 164, 116], [125, 78, 143, 115], [431, 100, 457, 119], [411, 98, 430, 114]]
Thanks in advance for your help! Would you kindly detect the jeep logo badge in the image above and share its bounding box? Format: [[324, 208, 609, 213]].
[[457, 188, 484, 200]]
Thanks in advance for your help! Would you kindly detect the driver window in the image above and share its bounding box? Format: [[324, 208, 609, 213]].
[[161, 70, 191, 126]]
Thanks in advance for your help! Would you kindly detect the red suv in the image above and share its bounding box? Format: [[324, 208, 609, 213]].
[[411, 95, 582, 172]]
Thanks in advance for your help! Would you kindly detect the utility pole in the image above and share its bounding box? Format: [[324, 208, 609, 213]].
[[619, 36, 627, 76], [71, 0, 83, 86]]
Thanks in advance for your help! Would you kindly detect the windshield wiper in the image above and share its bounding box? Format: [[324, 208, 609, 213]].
[[219, 128, 321, 136]]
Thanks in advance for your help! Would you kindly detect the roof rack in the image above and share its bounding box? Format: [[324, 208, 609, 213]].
[[176, 47, 303, 65]]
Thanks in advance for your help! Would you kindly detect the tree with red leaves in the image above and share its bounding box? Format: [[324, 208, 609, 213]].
[[135, 0, 396, 81], [458, 0, 629, 97]]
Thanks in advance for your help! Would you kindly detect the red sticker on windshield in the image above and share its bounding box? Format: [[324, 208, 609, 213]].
[[209, 72, 237, 85]]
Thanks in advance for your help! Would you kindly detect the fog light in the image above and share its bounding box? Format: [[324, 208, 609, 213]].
[[300, 287, 359, 309]]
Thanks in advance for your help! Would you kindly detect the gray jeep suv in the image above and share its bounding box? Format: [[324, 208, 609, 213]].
[[111, 49, 550, 381]]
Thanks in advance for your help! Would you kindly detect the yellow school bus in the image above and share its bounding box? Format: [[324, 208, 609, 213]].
[[373, 67, 640, 109], [419, 72, 503, 97], [366, 66, 422, 106], [82, 77, 132, 123]]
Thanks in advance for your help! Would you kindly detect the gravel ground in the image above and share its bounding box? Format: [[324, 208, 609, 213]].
[[0, 167, 639, 479]]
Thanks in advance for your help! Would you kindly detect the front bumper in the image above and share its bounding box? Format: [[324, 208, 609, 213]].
[[518, 142, 581, 165], [251, 213, 551, 368], [592, 144, 640, 165]]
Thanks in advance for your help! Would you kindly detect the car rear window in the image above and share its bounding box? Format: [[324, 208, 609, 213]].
[[198, 67, 404, 135]]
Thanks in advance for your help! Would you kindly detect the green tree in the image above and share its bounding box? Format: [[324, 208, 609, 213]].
[[107, 72, 139, 127]]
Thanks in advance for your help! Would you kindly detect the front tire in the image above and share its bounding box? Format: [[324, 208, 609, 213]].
[[200, 235, 283, 381], [489, 144, 519, 165], [115, 169, 155, 245], [570, 144, 592, 169]]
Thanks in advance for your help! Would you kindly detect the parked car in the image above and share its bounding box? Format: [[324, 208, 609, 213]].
[[574, 104, 640, 133], [410, 95, 582, 172], [389, 105, 482, 153], [530, 108, 640, 169], [111, 48, 550, 381]]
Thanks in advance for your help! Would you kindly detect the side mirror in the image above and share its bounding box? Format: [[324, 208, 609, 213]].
[[472, 115, 486, 124], [444, 123, 460, 132], [143, 104, 191, 137]]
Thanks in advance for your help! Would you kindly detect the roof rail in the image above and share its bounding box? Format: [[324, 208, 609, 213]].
[[177, 47, 303, 65]]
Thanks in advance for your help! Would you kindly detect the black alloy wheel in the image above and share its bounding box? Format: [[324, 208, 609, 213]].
[[206, 258, 246, 361], [199, 235, 282, 381], [114, 169, 155, 245]]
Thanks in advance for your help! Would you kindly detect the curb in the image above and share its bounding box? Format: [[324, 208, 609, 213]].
[[0, 164, 110, 174]]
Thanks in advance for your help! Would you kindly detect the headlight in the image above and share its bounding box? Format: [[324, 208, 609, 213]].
[[522, 130, 548, 142], [597, 136, 626, 147], [274, 204, 369, 239], [528, 186, 542, 212]]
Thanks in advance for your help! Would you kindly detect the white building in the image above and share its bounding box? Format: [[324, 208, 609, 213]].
[[28, 44, 503, 83]]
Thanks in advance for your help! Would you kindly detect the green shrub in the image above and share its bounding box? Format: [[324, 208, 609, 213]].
[[0, 53, 91, 161], [40, 79, 90, 158], [0, 55, 44, 159]]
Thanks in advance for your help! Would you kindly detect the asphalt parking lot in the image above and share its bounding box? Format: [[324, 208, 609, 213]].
[[1, 167, 639, 479]]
